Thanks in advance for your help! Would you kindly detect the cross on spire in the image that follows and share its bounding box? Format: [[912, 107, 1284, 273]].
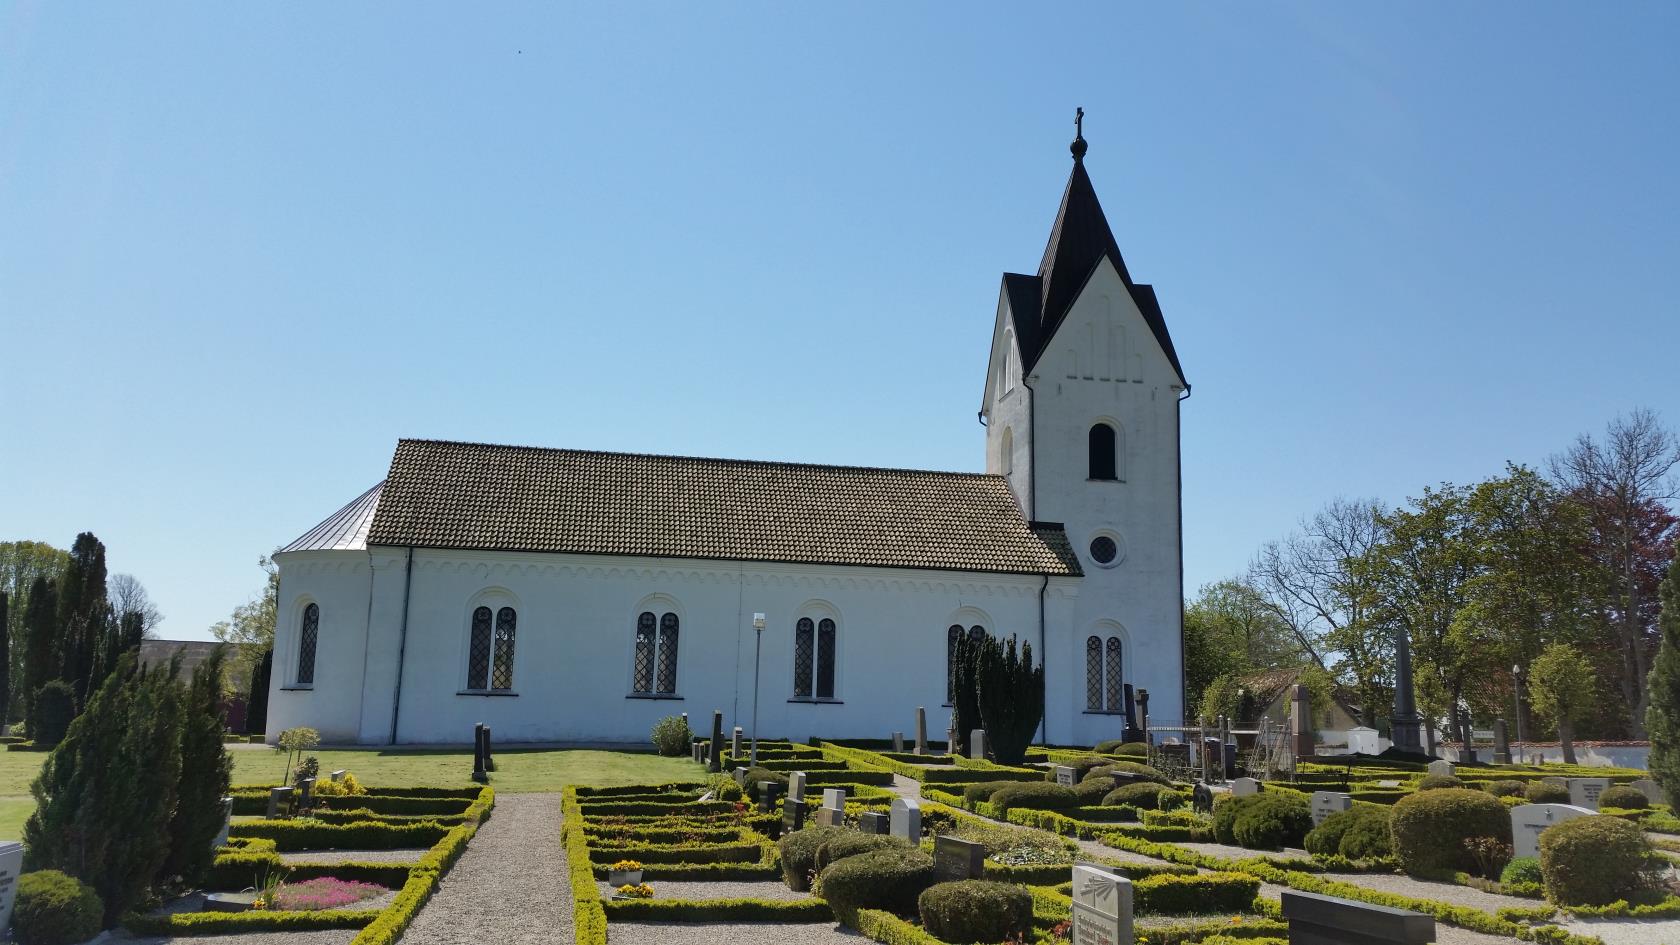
[[1070, 106, 1088, 162]]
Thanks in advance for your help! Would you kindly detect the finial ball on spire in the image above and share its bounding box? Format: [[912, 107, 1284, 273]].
[[1070, 106, 1088, 162]]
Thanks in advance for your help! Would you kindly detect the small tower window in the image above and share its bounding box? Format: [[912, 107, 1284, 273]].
[[1089, 423, 1118, 480]]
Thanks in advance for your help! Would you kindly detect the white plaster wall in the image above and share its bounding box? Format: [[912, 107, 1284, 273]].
[[272, 547, 1062, 746], [267, 550, 376, 744]]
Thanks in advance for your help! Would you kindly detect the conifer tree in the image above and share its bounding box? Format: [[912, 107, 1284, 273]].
[[21, 576, 57, 739], [0, 591, 9, 730], [165, 646, 233, 884], [949, 630, 982, 757], [1647, 545, 1680, 806], [246, 649, 272, 736], [55, 533, 109, 704], [974, 633, 1044, 766]]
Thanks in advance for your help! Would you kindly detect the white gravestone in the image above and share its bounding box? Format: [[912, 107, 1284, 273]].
[[732, 727, 743, 758], [1346, 727, 1381, 755], [969, 729, 988, 760], [1510, 804, 1596, 860], [0, 842, 21, 932], [1310, 792, 1353, 827], [1568, 778, 1610, 810], [331, 769, 347, 782], [892, 732, 904, 752], [1231, 777, 1261, 797], [1427, 760, 1455, 777], [788, 771, 807, 800], [733, 766, 749, 786], [214, 795, 234, 847], [1071, 862, 1132, 945], [890, 796, 922, 842], [822, 788, 847, 810], [1055, 765, 1078, 787], [1629, 779, 1664, 804]]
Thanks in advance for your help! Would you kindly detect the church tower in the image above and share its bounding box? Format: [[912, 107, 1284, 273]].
[[979, 111, 1189, 742]]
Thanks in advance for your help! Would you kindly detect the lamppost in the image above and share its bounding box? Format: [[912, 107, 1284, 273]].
[[750, 613, 766, 765], [1511, 663, 1527, 764]]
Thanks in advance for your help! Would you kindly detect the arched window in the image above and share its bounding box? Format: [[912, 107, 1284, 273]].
[[467, 605, 516, 692], [1089, 423, 1117, 480], [794, 617, 839, 700], [1086, 633, 1124, 712], [633, 611, 680, 695], [297, 603, 319, 685]]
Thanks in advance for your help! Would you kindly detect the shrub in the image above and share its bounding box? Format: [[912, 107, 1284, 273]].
[[31, 682, 75, 750], [819, 849, 937, 926], [1048, 756, 1112, 782], [742, 767, 787, 803], [1390, 788, 1511, 876], [1230, 793, 1312, 850], [778, 825, 847, 890], [988, 782, 1078, 816], [313, 772, 367, 798], [1103, 782, 1170, 810], [703, 773, 742, 803], [1500, 856, 1543, 887], [1539, 815, 1662, 906], [815, 833, 910, 872], [1599, 785, 1651, 810], [1212, 796, 1241, 844], [1525, 780, 1571, 804], [1071, 778, 1113, 805], [12, 870, 103, 945], [1083, 760, 1169, 785], [1417, 773, 1463, 791], [962, 781, 1021, 805], [917, 880, 1032, 943], [1485, 780, 1527, 798], [1304, 808, 1359, 858], [974, 634, 1044, 766], [1133, 872, 1260, 914], [295, 755, 321, 784], [1337, 809, 1393, 861], [650, 716, 691, 758], [1095, 740, 1150, 758], [165, 645, 234, 886]]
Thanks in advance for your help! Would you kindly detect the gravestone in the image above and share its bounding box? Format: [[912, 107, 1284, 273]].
[[914, 706, 928, 755], [969, 729, 988, 760], [471, 722, 488, 783], [1202, 738, 1222, 781], [1427, 760, 1455, 777], [1492, 719, 1511, 765], [1231, 777, 1261, 797], [267, 786, 294, 819], [1280, 890, 1433, 945], [757, 782, 784, 813], [823, 788, 848, 809], [1223, 743, 1238, 780], [0, 842, 22, 931], [948, 717, 958, 755], [1158, 742, 1190, 769], [296, 777, 316, 809], [1070, 862, 1133, 945], [857, 811, 889, 835], [214, 796, 233, 848], [734, 766, 750, 786], [1192, 782, 1214, 816], [890, 796, 921, 842], [692, 741, 705, 764], [782, 798, 806, 833], [892, 732, 904, 752], [330, 769, 347, 782], [933, 835, 987, 882], [708, 711, 724, 773], [1054, 765, 1078, 787], [1346, 726, 1381, 756], [1568, 778, 1611, 810], [788, 771, 808, 800], [1290, 684, 1315, 760], [482, 725, 494, 771], [732, 727, 743, 759], [1137, 689, 1151, 744], [816, 805, 844, 828], [1311, 791, 1353, 827], [1629, 779, 1664, 804], [1510, 804, 1597, 859], [1122, 685, 1143, 743]]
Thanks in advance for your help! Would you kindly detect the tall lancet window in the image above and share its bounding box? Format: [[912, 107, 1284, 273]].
[[633, 611, 680, 696], [467, 605, 517, 692], [1086, 633, 1124, 712], [793, 617, 838, 700], [296, 603, 319, 685]]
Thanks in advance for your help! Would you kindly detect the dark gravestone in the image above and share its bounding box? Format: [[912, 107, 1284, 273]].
[[296, 777, 316, 809], [857, 812, 889, 835], [782, 798, 806, 834], [757, 781, 784, 813], [1223, 743, 1238, 780], [267, 786, 294, 819], [1122, 685, 1143, 743], [472, 723, 487, 783], [709, 711, 725, 774], [1281, 890, 1433, 945], [482, 725, 495, 772], [1109, 770, 1157, 791], [934, 835, 987, 882]]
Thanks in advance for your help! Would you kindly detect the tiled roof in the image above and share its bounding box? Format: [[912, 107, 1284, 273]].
[[138, 639, 226, 683], [280, 481, 384, 553], [364, 439, 1081, 577]]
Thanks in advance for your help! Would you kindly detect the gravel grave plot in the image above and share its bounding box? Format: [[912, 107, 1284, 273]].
[[1319, 872, 1540, 916], [118, 931, 361, 945], [279, 848, 428, 864], [609, 921, 862, 945], [398, 793, 570, 945], [1556, 915, 1680, 945], [598, 879, 808, 901], [1169, 841, 1311, 863], [146, 889, 399, 918]]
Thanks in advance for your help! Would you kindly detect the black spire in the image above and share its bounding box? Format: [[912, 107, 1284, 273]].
[[1070, 106, 1087, 162]]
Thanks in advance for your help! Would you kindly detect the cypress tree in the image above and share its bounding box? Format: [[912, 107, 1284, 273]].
[[949, 631, 982, 757], [0, 591, 8, 731], [55, 533, 109, 704], [974, 633, 1044, 766], [21, 577, 57, 740], [165, 646, 233, 884], [1648, 545, 1680, 807], [245, 649, 272, 737]]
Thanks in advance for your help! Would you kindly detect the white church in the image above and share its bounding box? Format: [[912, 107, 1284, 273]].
[[266, 123, 1191, 748]]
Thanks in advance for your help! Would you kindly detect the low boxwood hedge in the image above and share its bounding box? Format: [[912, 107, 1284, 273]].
[[229, 820, 450, 851], [1133, 871, 1260, 915], [988, 782, 1079, 816]]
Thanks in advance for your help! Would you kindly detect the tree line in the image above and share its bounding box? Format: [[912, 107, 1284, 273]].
[[1187, 408, 1678, 752]]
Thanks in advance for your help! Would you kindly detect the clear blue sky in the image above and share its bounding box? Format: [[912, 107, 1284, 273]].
[[3, 4, 1676, 641]]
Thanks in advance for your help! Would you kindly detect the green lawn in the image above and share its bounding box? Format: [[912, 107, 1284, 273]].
[[0, 745, 702, 840]]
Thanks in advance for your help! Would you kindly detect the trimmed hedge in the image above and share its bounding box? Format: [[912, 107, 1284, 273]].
[[778, 825, 849, 891], [1599, 785, 1651, 811], [12, 871, 103, 945], [988, 782, 1079, 816], [1417, 774, 1464, 791], [230, 820, 450, 851], [1539, 815, 1661, 906], [917, 880, 1032, 943], [1524, 781, 1571, 804], [816, 833, 911, 872], [1230, 793, 1312, 850], [1083, 760, 1169, 785], [1390, 789, 1510, 876], [1133, 872, 1260, 915], [819, 849, 937, 927], [1102, 782, 1170, 810], [1305, 806, 1391, 861], [1094, 740, 1150, 758], [960, 781, 1024, 805], [1485, 780, 1527, 798], [601, 898, 833, 922]]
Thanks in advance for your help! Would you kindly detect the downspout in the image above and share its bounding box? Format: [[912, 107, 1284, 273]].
[[1038, 574, 1049, 745], [1023, 373, 1044, 742], [1176, 385, 1191, 721], [388, 547, 415, 745]]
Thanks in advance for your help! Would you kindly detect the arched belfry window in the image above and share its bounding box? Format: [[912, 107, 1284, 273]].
[[793, 616, 839, 700], [1089, 423, 1118, 481], [296, 603, 319, 685], [467, 605, 517, 692], [633, 610, 680, 696], [1086, 633, 1124, 712]]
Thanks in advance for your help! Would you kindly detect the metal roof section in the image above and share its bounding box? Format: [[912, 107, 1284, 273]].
[[279, 480, 384, 553]]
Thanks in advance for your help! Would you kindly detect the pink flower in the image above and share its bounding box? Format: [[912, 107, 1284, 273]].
[[273, 877, 389, 912]]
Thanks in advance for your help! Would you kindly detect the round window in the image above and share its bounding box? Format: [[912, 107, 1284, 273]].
[[1090, 536, 1118, 565]]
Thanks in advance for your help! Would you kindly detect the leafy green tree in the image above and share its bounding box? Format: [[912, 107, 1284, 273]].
[[165, 646, 233, 884], [1529, 643, 1597, 764], [973, 633, 1043, 766], [1647, 545, 1680, 806], [55, 533, 110, 704], [275, 726, 321, 785], [1183, 579, 1304, 711], [209, 555, 278, 697], [21, 576, 57, 739], [25, 655, 183, 925]]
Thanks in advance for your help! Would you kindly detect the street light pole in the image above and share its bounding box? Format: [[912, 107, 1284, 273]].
[[1511, 663, 1526, 764], [750, 613, 766, 765]]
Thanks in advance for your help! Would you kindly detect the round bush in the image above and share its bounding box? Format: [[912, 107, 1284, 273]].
[[918, 880, 1033, 944], [816, 833, 911, 872], [1599, 785, 1651, 811], [649, 716, 691, 757], [1539, 815, 1661, 906], [1304, 807, 1360, 858], [1082, 761, 1169, 786], [12, 870, 102, 945], [1417, 774, 1464, 791], [778, 825, 848, 890], [1095, 740, 1150, 758], [1103, 782, 1170, 810], [1485, 780, 1527, 798], [1390, 788, 1512, 876], [819, 849, 938, 926], [743, 767, 787, 803], [988, 782, 1079, 816], [1072, 777, 1114, 805], [1212, 795, 1242, 844], [1500, 856, 1543, 887], [962, 781, 1022, 805], [1050, 756, 1114, 782], [1338, 809, 1393, 861], [1525, 780, 1571, 804], [1231, 793, 1313, 850]]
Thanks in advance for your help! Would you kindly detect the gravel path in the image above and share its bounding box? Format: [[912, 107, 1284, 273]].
[[398, 793, 570, 945], [608, 921, 862, 945], [598, 880, 808, 901], [1171, 841, 1311, 863], [279, 849, 428, 864], [1319, 872, 1539, 916], [118, 932, 360, 945], [1555, 915, 1680, 945]]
